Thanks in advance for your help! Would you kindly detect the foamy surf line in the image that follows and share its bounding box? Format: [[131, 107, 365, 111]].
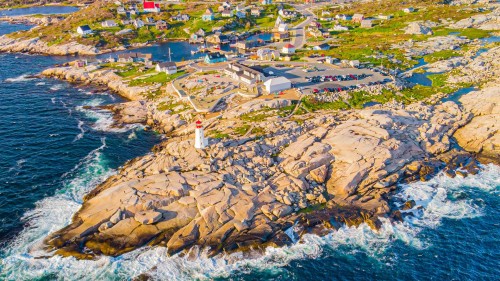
[[4, 74, 36, 83], [76, 99, 142, 133], [1, 165, 498, 280]]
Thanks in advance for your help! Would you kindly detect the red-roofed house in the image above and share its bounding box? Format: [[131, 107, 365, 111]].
[[143, 0, 160, 13], [282, 43, 295, 54]]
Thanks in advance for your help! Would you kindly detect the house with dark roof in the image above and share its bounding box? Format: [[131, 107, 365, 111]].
[[204, 52, 227, 64], [224, 63, 263, 85], [77, 25, 93, 35], [117, 52, 152, 63], [221, 8, 234, 18], [102, 20, 118, 28], [313, 43, 330, 51], [155, 62, 177, 74], [156, 20, 168, 30]]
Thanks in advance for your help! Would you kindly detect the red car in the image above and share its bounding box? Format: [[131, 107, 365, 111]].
[[313, 89, 319, 93]]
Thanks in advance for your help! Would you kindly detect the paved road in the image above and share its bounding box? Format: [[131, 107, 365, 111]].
[[289, 4, 316, 50]]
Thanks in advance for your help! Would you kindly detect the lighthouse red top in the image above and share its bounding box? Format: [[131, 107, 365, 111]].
[[196, 120, 202, 128]]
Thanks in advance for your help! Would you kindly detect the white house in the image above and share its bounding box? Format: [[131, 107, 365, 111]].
[[352, 13, 364, 23], [325, 56, 339, 64], [282, 43, 295, 54], [264, 77, 291, 93], [251, 7, 261, 17], [256, 48, 280, 61], [360, 19, 373, 28], [221, 8, 234, 17], [102, 20, 118, 28], [278, 23, 288, 32], [133, 19, 144, 28], [279, 9, 297, 18], [313, 43, 330, 51], [403, 7, 415, 13], [275, 16, 284, 29], [349, 60, 360, 68], [117, 6, 126, 14], [378, 14, 393, 20], [333, 25, 349, 31], [77, 25, 93, 35], [336, 14, 351, 21], [156, 62, 177, 74]]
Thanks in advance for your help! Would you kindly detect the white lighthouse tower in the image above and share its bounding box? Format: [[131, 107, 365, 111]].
[[194, 120, 208, 149]]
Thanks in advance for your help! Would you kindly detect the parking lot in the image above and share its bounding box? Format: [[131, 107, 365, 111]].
[[262, 64, 392, 95]]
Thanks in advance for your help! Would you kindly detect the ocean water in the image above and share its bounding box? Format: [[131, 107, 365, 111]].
[[1, 23, 499, 281], [0, 6, 79, 17]]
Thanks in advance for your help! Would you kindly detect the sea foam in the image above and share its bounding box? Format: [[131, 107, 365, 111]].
[[1, 163, 498, 280], [76, 98, 141, 133], [4, 74, 35, 83]]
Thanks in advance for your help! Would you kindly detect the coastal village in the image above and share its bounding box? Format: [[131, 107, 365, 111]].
[[0, 0, 499, 264]]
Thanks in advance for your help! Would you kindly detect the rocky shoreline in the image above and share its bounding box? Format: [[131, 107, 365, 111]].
[[42, 66, 152, 101], [0, 35, 102, 56], [38, 79, 498, 259]]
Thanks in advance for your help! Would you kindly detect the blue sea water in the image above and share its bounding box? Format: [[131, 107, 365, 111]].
[[0, 5, 79, 17], [0, 21, 499, 281]]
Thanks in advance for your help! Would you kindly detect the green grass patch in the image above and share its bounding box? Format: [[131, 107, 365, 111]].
[[234, 125, 251, 136], [423, 50, 460, 63], [157, 101, 186, 113], [210, 130, 230, 139], [251, 126, 266, 137], [129, 71, 185, 86]]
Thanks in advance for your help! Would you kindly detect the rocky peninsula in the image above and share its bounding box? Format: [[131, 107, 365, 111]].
[[0, 0, 494, 262], [39, 78, 498, 258]]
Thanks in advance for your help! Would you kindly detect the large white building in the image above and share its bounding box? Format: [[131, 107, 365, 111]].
[[264, 77, 292, 93], [224, 63, 263, 85]]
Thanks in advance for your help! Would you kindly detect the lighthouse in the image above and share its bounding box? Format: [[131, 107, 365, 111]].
[[194, 120, 208, 149]]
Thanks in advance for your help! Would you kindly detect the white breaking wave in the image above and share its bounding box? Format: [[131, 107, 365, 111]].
[[76, 98, 141, 133], [50, 84, 65, 91], [60, 100, 72, 116], [4, 74, 35, 83], [50, 97, 56, 104], [73, 120, 85, 142], [8, 159, 27, 173], [1, 164, 498, 280], [36, 82, 46, 86]]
